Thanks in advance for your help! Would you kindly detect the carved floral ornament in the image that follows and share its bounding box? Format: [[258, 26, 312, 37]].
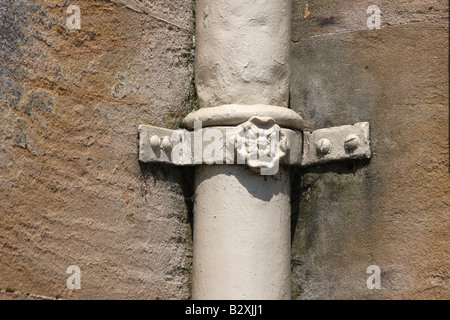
[[139, 117, 370, 175], [162, 116, 287, 175], [235, 116, 287, 175]]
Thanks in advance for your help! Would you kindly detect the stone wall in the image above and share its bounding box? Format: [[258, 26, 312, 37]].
[[0, 0, 195, 299], [0, 0, 448, 299], [290, 0, 449, 299]]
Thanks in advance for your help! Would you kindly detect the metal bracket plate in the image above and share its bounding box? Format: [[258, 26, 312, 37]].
[[301, 122, 371, 166], [138, 121, 371, 170], [138, 124, 303, 166]]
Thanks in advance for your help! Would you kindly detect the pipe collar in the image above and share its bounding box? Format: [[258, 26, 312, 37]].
[[183, 104, 304, 131]]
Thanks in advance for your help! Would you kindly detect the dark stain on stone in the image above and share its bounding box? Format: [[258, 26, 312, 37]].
[[21, 90, 54, 115], [0, 1, 37, 110], [0, 0, 34, 61], [290, 167, 302, 244], [323, 119, 334, 128], [318, 16, 337, 26], [304, 202, 319, 250], [302, 88, 309, 109]]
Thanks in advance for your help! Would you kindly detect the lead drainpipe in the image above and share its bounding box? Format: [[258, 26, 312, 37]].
[[187, 0, 297, 300], [138, 0, 371, 300]]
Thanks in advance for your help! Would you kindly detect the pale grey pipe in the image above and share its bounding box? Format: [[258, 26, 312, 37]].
[[195, 0, 292, 109], [191, 0, 293, 300], [193, 166, 291, 299]]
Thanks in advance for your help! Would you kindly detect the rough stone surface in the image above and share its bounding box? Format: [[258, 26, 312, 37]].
[[1, 0, 195, 299], [290, 0, 449, 299]]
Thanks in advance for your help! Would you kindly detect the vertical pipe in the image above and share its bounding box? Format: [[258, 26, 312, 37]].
[[192, 166, 291, 299], [195, 0, 292, 109], [191, 0, 293, 300]]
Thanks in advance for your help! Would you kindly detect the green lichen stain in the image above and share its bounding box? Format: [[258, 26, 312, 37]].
[[295, 172, 321, 251], [291, 284, 304, 300], [323, 172, 351, 201]]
